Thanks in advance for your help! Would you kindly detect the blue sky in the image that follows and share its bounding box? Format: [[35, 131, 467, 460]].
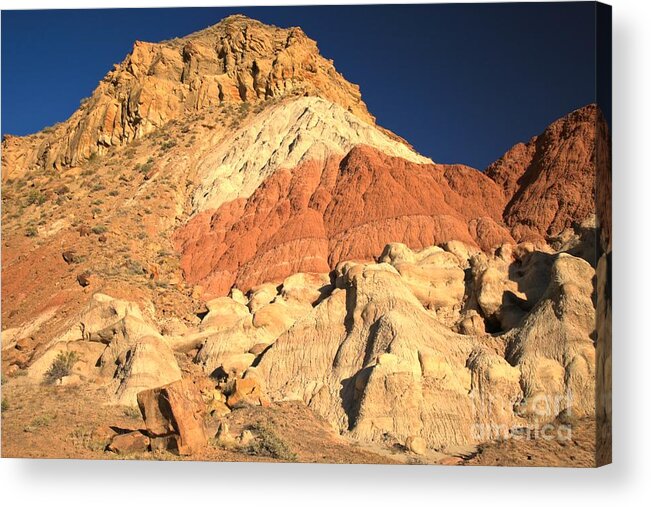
[[1, 3, 599, 168]]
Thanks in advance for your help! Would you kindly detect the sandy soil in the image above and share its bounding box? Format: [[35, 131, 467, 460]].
[[1, 378, 597, 467]]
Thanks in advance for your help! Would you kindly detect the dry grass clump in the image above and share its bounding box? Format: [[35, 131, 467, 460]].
[[244, 423, 297, 461]]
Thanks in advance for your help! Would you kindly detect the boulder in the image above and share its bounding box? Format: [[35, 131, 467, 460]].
[[201, 297, 250, 331], [220, 353, 256, 377], [77, 272, 91, 287], [113, 335, 182, 406], [107, 431, 150, 455], [280, 272, 332, 306], [137, 378, 208, 455], [226, 377, 268, 408], [405, 436, 427, 455], [215, 421, 236, 446], [247, 283, 278, 313], [457, 310, 485, 336]]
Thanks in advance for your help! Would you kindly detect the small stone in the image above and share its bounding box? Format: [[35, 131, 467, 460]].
[[405, 436, 427, 455], [62, 250, 77, 264], [77, 272, 91, 287], [438, 456, 463, 466]]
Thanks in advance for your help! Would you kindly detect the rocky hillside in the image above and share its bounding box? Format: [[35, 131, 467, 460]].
[[1, 15, 609, 464], [486, 104, 604, 243]]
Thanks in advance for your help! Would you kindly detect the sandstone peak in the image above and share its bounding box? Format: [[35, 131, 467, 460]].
[[1, 15, 374, 177]]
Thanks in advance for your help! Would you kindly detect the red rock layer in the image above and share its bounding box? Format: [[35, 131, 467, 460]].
[[485, 104, 602, 242], [175, 145, 513, 297]]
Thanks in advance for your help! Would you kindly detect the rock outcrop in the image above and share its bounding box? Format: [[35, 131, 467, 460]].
[[23, 293, 182, 405], [137, 378, 208, 455], [1, 15, 375, 177]]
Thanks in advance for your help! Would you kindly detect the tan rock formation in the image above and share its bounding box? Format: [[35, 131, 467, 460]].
[[256, 260, 524, 448], [250, 241, 597, 449], [1, 15, 376, 177], [506, 254, 596, 419], [113, 335, 182, 406], [23, 294, 182, 405]]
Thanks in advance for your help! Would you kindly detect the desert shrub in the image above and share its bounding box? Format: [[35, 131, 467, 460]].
[[68, 428, 108, 452], [25, 227, 38, 237], [125, 258, 146, 276], [1, 398, 8, 412], [108, 190, 119, 197], [24, 413, 56, 432], [26, 189, 46, 206], [160, 140, 177, 151], [238, 102, 251, 116], [135, 158, 154, 175], [245, 423, 297, 462], [91, 225, 108, 235], [43, 351, 79, 385], [90, 183, 105, 192]]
